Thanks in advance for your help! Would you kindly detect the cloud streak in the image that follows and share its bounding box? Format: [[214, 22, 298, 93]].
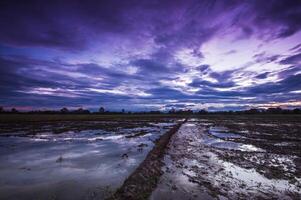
[[0, 0, 301, 111]]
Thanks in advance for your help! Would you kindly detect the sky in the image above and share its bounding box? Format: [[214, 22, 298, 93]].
[[0, 0, 301, 111]]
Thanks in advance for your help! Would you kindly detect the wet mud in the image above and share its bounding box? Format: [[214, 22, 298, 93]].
[[0, 118, 180, 200], [108, 119, 187, 200], [1, 115, 300, 200], [151, 117, 301, 200]]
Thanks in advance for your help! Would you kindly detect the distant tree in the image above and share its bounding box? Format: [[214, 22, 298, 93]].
[[60, 107, 69, 113], [74, 108, 90, 114], [149, 111, 161, 114], [198, 109, 208, 114], [245, 108, 260, 114], [171, 109, 193, 115], [122, 109, 125, 113], [267, 107, 282, 114], [99, 107, 105, 113], [0, 106, 3, 113], [182, 109, 193, 114], [186, 109, 193, 114], [293, 108, 301, 114], [11, 108, 18, 113], [168, 108, 176, 114]]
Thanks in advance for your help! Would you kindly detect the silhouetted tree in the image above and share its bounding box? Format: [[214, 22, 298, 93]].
[[198, 109, 208, 114], [74, 108, 90, 114], [0, 106, 3, 113], [177, 109, 193, 114], [245, 108, 260, 114], [11, 108, 18, 113], [267, 107, 282, 114], [99, 107, 105, 113], [168, 108, 176, 114], [149, 111, 161, 114], [60, 107, 69, 113], [293, 108, 301, 114]]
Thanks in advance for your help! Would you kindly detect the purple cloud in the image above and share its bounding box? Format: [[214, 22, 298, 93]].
[[0, 0, 301, 111]]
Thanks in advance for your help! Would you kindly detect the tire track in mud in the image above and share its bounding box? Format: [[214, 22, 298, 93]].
[[107, 118, 188, 200]]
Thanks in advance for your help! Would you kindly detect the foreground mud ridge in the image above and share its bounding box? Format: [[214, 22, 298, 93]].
[[108, 119, 187, 200], [151, 117, 301, 200]]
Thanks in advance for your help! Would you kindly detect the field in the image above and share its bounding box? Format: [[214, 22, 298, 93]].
[[0, 114, 183, 200], [0, 114, 300, 199], [151, 115, 301, 200]]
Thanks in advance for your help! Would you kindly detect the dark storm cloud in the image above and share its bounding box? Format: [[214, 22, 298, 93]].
[[240, 26, 254, 39], [189, 69, 301, 101], [0, 54, 174, 109], [248, 74, 301, 94], [0, 0, 157, 50], [246, 0, 301, 38], [196, 89, 243, 98], [0, 0, 300, 50], [209, 70, 235, 81], [255, 72, 270, 79], [146, 87, 188, 99], [0, 0, 301, 110], [131, 59, 169, 73], [277, 66, 301, 79], [253, 53, 280, 64], [0, 54, 168, 101], [0, 56, 100, 97], [0, 1, 85, 49], [0, 56, 53, 94], [279, 53, 301, 65], [189, 79, 235, 88], [190, 65, 237, 89], [154, 23, 217, 51], [75, 63, 136, 82], [196, 65, 210, 73]]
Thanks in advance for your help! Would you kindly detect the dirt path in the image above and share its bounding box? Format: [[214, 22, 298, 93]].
[[150, 119, 301, 200], [108, 119, 187, 200], [108, 118, 301, 200]]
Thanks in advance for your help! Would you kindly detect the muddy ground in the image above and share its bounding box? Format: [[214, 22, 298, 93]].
[[109, 119, 186, 200], [0, 116, 182, 200], [151, 116, 301, 200], [0, 114, 300, 200]]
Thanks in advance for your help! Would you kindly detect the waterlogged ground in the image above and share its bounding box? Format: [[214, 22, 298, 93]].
[[0, 118, 179, 200], [1, 115, 300, 200], [151, 117, 301, 200]]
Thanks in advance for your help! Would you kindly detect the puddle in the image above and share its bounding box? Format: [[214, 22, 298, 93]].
[[274, 142, 292, 146], [149, 122, 176, 127], [185, 123, 197, 127], [222, 161, 300, 193], [0, 119, 178, 200], [257, 123, 278, 127], [209, 126, 242, 139], [203, 126, 264, 152], [203, 138, 264, 152]]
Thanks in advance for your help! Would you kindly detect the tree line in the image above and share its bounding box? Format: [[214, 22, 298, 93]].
[[0, 106, 300, 114]]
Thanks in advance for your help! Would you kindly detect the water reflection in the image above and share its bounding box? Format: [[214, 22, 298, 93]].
[[205, 126, 264, 152], [0, 120, 176, 200]]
